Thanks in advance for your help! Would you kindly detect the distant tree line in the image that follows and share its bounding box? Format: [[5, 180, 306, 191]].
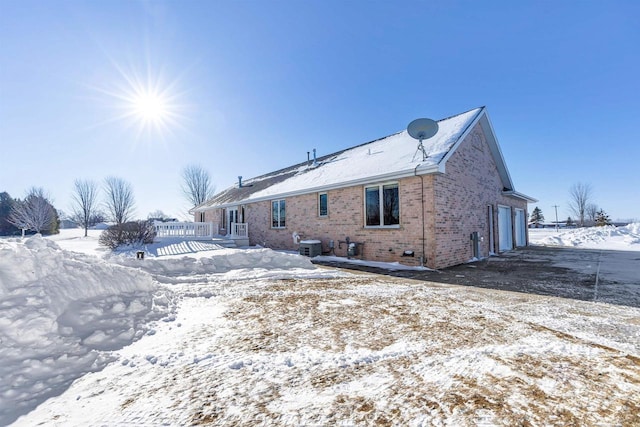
[[530, 182, 612, 228], [0, 189, 60, 236], [2, 164, 216, 243], [0, 176, 136, 237], [0, 192, 19, 235], [568, 183, 611, 227]]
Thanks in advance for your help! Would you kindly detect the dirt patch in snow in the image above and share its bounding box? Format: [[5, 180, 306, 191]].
[[314, 245, 640, 308], [176, 278, 640, 426]]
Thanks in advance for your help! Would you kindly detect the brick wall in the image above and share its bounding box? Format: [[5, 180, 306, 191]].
[[243, 178, 427, 266], [432, 123, 527, 267]]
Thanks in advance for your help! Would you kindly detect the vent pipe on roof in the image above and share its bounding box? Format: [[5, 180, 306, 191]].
[[307, 151, 310, 165], [238, 176, 242, 188], [312, 148, 318, 167]]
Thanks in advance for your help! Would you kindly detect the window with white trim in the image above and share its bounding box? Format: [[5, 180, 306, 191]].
[[365, 183, 399, 227], [272, 199, 286, 228], [318, 193, 328, 217]]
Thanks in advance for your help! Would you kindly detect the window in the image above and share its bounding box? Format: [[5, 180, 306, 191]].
[[272, 199, 286, 228], [365, 183, 399, 227], [318, 193, 328, 217]]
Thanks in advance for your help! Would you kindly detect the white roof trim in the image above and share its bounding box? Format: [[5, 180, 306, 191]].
[[480, 111, 515, 191]]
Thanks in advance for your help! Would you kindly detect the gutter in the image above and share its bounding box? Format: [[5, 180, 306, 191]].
[[503, 190, 537, 203], [415, 163, 426, 268]]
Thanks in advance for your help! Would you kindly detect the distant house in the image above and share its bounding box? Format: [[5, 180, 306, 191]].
[[59, 219, 79, 229], [192, 107, 536, 269], [91, 222, 111, 230]]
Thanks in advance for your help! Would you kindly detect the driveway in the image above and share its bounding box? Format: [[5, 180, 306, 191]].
[[313, 246, 640, 308]]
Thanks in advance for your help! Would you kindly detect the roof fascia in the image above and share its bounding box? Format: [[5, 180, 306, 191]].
[[479, 111, 515, 191], [436, 108, 516, 192], [503, 190, 538, 203], [196, 165, 441, 211]]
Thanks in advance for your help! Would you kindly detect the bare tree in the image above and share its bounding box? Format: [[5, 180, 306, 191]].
[[585, 203, 599, 226], [89, 210, 106, 225], [181, 165, 214, 208], [568, 182, 593, 227], [104, 177, 135, 224], [148, 210, 173, 221], [8, 187, 57, 234], [71, 179, 99, 237]]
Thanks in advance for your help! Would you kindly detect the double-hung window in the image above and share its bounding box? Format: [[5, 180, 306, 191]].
[[318, 193, 328, 217], [272, 199, 286, 228], [365, 183, 399, 227]]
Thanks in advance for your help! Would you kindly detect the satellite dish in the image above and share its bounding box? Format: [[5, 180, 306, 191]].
[[407, 118, 439, 161], [407, 118, 439, 141]]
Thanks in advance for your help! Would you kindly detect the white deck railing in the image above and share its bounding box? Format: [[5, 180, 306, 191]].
[[230, 222, 248, 238], [154, 221, 218, 238]]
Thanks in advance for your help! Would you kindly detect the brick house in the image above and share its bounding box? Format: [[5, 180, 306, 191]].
[[192, 107, 535, 269]]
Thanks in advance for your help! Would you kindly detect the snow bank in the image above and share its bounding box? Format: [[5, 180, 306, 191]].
[[0, 235, 172, 425], [110, 247, 316, 279], [531, 223, 640, 251]]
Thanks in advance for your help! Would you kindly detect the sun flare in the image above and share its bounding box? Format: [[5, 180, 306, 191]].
[[131, 89, 169, 122], [119, 81, 181, 138], [91, 61, 188, 143]]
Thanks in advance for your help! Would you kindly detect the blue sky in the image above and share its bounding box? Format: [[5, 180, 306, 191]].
[[1, 0, 639, 221]]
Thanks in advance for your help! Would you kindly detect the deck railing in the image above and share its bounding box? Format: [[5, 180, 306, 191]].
[[154, 221, 218, 238], [231, 222, 248, 238]]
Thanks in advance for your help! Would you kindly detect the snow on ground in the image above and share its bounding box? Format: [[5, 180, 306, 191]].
[[529, 223, 640, 251], [314, 255, 433, 271], [44, 228, 109, 257], [12, 273, 640, 426], [0, 234, 173, 425], [2, 229, 640, 425]]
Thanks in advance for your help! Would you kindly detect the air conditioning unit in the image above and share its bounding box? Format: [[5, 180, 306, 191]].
[[299, 240, 322, 257]]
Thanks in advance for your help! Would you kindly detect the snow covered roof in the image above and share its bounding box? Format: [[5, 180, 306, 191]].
[[195, 107, 532, 211]]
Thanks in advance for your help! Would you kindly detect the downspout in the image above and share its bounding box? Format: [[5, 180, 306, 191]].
[[415, 164, 425, 267]]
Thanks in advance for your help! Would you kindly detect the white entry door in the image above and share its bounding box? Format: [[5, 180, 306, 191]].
[[227, 207, 238, 236], [498, 206, 513, 252], [514, 208, 526, 247]]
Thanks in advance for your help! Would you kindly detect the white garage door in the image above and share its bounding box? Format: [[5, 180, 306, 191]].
[[498, 206, 513, 252]]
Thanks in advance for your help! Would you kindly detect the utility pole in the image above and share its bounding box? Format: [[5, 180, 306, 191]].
[[552, 205, 560, 232]]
